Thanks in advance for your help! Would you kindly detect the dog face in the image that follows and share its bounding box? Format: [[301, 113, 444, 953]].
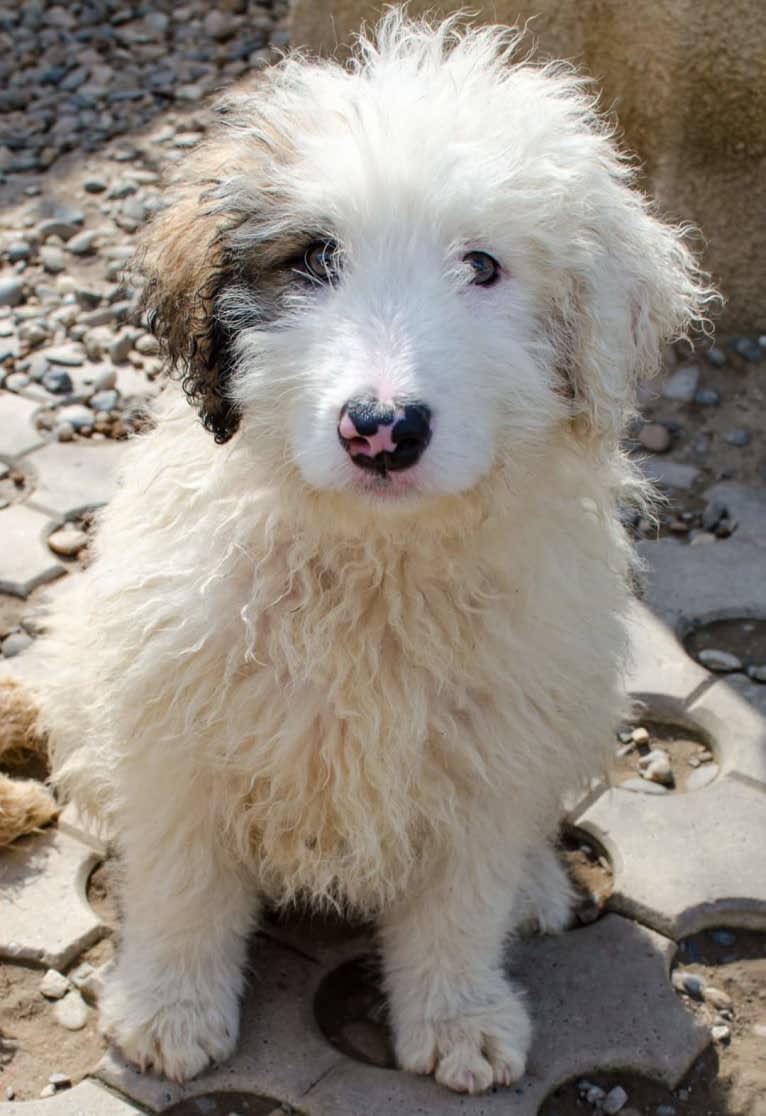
[[141, 15, 711, 506]]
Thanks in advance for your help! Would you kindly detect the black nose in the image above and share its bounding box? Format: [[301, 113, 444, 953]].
[[338, 398, 432, 473]]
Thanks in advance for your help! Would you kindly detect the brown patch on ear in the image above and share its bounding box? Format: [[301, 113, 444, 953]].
[[139, 175, 241, 443]]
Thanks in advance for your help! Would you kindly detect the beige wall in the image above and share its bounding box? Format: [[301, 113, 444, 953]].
[[290, 0, 766, 333]]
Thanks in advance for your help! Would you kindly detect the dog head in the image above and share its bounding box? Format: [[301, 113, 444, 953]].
[[140, 13, 714, 506]]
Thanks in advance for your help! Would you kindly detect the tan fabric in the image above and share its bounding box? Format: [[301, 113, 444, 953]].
[[289, 0, 766, 332]]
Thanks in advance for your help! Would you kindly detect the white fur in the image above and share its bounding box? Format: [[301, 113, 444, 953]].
[[32, 13, 711, 1092]]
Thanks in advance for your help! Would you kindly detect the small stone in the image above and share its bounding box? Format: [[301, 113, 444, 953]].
[[39, 1085, 57, 1098], [698, 648, 742, 672], [48, 1072, 72, 1089], [733, 337, 762, 363], [44, 345, 84, 367], [54, 989, 89, 1030], [656, 1107, 676, 1116], [5, 1087, 14, 1100], [672, 970, 706, 999], [603, 1086, 629, 1114], [711, 930, 737, 946], [134, 333, 160, 355], [92, 367, 118, 392], [175, 83, 205, 103], [725, 428, 750, 447], [693, 388, 721, 406], [747, 664, 766, 683], [715, 516, 737, 539], [0, 275, 25, 307], [67, 230, 98, 256], [638, 748, 674, 787], [107, 178, 138, 200], [662, 365, 699, 402], [4, 372, 30, 392], [704, 986, 733, 1011], [689, 530, 717, 545], [631, 726, 650, 745], [40, 968, 70, 999], [685, 763, 720, 791], [621, 777, 669, 795], [6, 240, 32, 262], [702, 501, 726, 532], [47, 524, 88, 558], [1, 632, 33, 658], [704, 345, 727, 368], [40, 245, 66, 274], [711, 1023, 731, 1043], [638, 423, 671, 453], [55, 421, 75, 442], [109, 331, 133, 363], [90, 388, 119, 412], [585, 1085, 606, 1105], [58, 404, 97, 431], [42, 368, 74, 394], [84, 176, 108, 193]]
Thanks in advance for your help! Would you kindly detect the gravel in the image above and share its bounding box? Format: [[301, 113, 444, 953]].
[[697, 648, 743, 672]]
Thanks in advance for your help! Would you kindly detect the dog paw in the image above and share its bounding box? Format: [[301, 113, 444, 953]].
[[100, 966, 240, 1081], [395, 994, 531, 1094]]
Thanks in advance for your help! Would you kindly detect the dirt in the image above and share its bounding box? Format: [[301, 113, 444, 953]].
[[541, 928, 766, 1116], [610, 720, 718, 795]]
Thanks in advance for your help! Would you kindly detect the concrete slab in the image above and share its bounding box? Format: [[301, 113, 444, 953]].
[[624, 599, 710, 704], [0, 393, 45, 457], [26, 440, 128, 518], [95, 933, 342, 1112], [301, 916, 708, 1115], [0, 829, 108, 969], [575, 778, 766, 938], [637, 537, 766, 633], [687, 678, 766, 786], [0, 1081, 144, 1115], [0, 503, 64, 597]]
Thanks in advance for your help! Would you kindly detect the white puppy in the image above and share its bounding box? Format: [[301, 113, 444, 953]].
[[28, 12, 711, 1095]]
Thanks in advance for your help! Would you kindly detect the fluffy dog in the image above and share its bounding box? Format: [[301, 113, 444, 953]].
[[3, 12, 712, 1095]]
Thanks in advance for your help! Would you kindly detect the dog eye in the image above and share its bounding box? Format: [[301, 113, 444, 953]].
[[464, 251, 500, 287], [303, 239, 340, 282]]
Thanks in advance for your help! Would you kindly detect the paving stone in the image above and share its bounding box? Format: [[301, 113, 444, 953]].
[[687, 679, 766, 786], [95, 933, 342, 1112], [0, 1080, 144, 1115], [637, 537, 766, 633], [574, 778, 766, 938], [26, 439, 129, 517], [0, 503, 64, 597], [0, 829, 108, 969], [624, 599, 709, 703], [0, 392, 45, 456], [300, 916, 708, 1115]]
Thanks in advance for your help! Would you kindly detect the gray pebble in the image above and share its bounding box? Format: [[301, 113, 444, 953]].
[[39, 968, 70, 999], [672, 970, 706, 999], [40, 244, 66, 274], [704, 986, 733, 1011], [702, 500, 727, 532], [84, 176, 108, 193], [639, 423, 671, 453], [42, 368, 74, 394], [1, 632, 33, 658], [603, 1086, 629, 1114], [58, 403, 96, 430], [67, 230, 98, 256], [694, 388, 720, 405], [656, 1107, 676, 1116], [662, 364, 699, 402], [747, 664, 766, 683], [39, 1085, 57, 1099], [38, 219, 80, 242], [55, 421, 75, 442], [89, 388, 120, 412], [26, 353, 50, 381], [109, 331, 134, 363], [698, 648, 742, 672], [6, 239, 32, 262], [704, 345, 727, 367], [725, 428, 751, 447], [4, 371, 30, 391], [53, 989, 89, 1031], [685, 763, 720, 791], [733, 337, 762, 362], [621, 777, 669, 795], [44, 346, 84, 367], [0, 275, 25, 307]]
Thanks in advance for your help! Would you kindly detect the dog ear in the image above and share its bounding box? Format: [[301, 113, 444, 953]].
[[138, 157, 244, 444], [557, 187, 717, 442]]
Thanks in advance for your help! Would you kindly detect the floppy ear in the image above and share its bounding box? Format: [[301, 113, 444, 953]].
[[139, 170, 244, 444], [557, 184, 717, 442]]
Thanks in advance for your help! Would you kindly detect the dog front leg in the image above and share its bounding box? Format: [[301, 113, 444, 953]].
[[100, 786, 256, 1082], [381, 834, 532, 1094]]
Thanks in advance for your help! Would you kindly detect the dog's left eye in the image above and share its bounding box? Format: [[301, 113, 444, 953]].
[[303, 240, 340, 282], [464, 251, 500, 287]]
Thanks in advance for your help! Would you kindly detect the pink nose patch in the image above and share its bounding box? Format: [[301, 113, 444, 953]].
[[338, 408, 403, 457]]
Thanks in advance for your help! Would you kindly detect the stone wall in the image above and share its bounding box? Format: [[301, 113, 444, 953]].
[[289, 0, 766, 333]]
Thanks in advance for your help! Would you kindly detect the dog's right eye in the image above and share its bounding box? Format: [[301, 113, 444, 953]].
[[303, 240, 340, 283]]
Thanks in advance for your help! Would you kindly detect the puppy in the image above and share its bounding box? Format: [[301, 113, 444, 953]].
[[15, 12, 712, 1095]]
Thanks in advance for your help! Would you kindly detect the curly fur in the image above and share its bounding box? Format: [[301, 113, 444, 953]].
[[4, 11, 714, 1094]]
